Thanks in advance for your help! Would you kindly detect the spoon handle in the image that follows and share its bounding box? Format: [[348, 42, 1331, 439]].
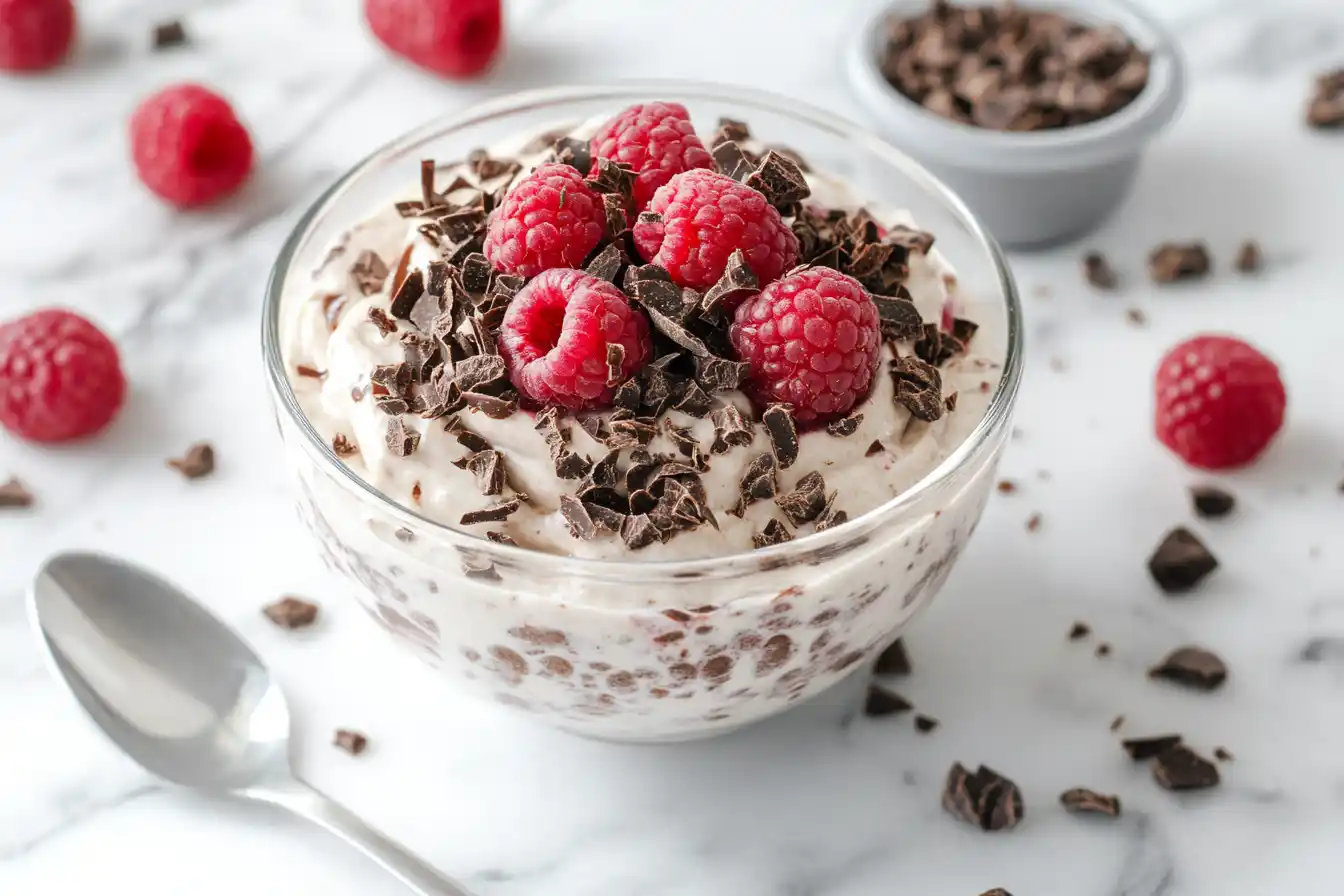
[[256, 782, 478, 896]]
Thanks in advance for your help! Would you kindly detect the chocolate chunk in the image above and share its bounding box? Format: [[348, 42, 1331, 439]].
[[457, 255, 491, 302], [396, 200, 426, 218], [864, 684, 913, 717], [1153, 745, 1220, 791], [979, 891, 1013, 896], [1149, 645, 1227, 691], [890, 355, 945, 422], [744, 150, 811, 207], [486, 530, 517, 546], [874, 639, 911, 676], [707, 406, 752, 456], [350, 249, 390, 295], [151, 19, 188, 49], [884, 224, 935, 256], [814, 490, 848, 532], [711, 140, 754, 181], [1095, 642, 1112, 658], [621, 513, 661, 550], [1122, 734, 1183, 760], [331, 434, 358, 457], [775, 471, 827, 526], [385, 418, 420, 457], [1148, 527, 1218, 594], [865, 439, 885, 457], [295, 364, 325, 379], [333, 729, 368, 755], [613, 378, 642, 411], [587, 158, 636, 204], [671, 380, 714, 417], [467, 149, 520, 184], [1068, 621, 1091, 641], [1307, 69, 1344, 129], [559, 494, 600, 540], [585, 242, 625, 284], [371, 362, 411, 396], [761, 404, 799, 469], [459, 498, 521, 525], [694, 355, 750, 393], [1190, 485, 1235, 519], [1060, 788, 1121, 818], [914, 714, 940, 733], [1235, 240, 1262, 273], [601, 194, 629, 238], [263, 596, 319, 629], [941, 763, 1024, 831], [550, 136, 593, 173], [753, 518, 793, 549], [605, 343, 625, 387], [826, 413, 863, 437], [586, 502, 626, 533], [1214, 746, 1234, 762], [0, 477, 34, 508], [1083, 251, 1118, 289], [167, 442, 215, 479], [367, 307, 397, 337], [454, 354, 508, 394], [740, 453, 778, 503], [1148, 242, 1212, 283], [714, 117, 751, 144], [461, 449, 505, 496], [701, 250, 760, 314]]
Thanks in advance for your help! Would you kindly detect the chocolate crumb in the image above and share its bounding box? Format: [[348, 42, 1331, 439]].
[[1148, 527, 1218, 594], [864, 684, 913, 717], [1153, 744, 1220, 791], [865, 440, 885, 457], [385, 418, 420, 457], [1122, 734, 1182, 760], [0, 477, 34, 508], [368, 307, 398, 337], [486, 530, 517, 546], [1148, 645, 1228, 691], [874, 638, 911, 676], [761, 404, 799, 469], [331, 434, 358, 457], [1213, 746, 1234, 762], [1068, 621, 1091, 641], [167, 443, 215, 479], [914, 714, 940, 733], [996, 479, 1017, 494], [1110, 714, 1125, 732], [333, 729, 368, 755], [1125, 307, 1148, 327], [459, 498, 521, 526], [715, 117, 751, 144], [1083, 251, 1119, 289], [296, 364, 325, 379], [151, 19, 188, 49], [1025, 512, 1042, 532], [263, 596, 319, 629], [1190, 485, 1235, 519], [941, 763, 1021, 831], [1235, 240, 1262, 273], [1307, 69, 1344, 128], [1148, 242, 1212, 283], [1095, 642, 1112, 657], [753, 518, 793, 549], [1060, 788, 1121, 818], [826, 413, 863, 437]]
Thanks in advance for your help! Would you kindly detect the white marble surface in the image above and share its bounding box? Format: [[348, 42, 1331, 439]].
[[4, 0, 1344, 892]]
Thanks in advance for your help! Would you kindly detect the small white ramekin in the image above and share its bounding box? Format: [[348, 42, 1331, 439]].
[[846, 0, 1187, 249]]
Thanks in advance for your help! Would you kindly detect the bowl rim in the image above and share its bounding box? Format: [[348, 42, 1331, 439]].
[[845, 0, 1188, 171], [261, 80, 1024, 582]]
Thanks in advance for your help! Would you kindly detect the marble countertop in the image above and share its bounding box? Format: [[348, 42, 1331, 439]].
[[4, 0, 1344, 892]]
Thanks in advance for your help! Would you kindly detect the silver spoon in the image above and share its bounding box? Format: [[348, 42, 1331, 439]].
[[28, 550, 476, 896]]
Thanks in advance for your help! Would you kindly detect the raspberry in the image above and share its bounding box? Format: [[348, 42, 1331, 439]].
[[0, 309, 126, 443], [364, 0, 501, 78], [0, 0, 74, 72], [499, 269, 651, 410], [484, 164, 606, 279], [1154, 334, 1286, 470], [589, 102, 713, 213], [130, 84, 254, 208], [729, 267, 881, 425], [634, 170, 798, 293]]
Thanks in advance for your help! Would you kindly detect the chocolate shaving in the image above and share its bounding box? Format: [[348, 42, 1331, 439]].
[[151, 20, 188, 50], [1148, 242, 1212, 283], [826, 413, 863, 437], [602, 194, 629, 237], [331, 434, 358, 457], [486, 530, 517, 546], [711, 405, 755, 454], [621, 513, 661, 550], [1148, 646, 1228, 691], [371, 362, 411, 396], [587, 158, 636, 205], [613, 378, 642, 411], [865, 439, 885, 457], [351, 250, 390, 295], [711, 140, 754, 181], [874, 292, 927, 342], [1235, 240, 1262, 273], [663, 421, 699, 458], [761, 404, 799, 469], [551, 136, 593, 174], [460, 449, 505, 496], [1148, 527, 1218, 594], [1083, 251, 1119, 289], [914, 714, 940, 733], [560, 494, 600, 540], [585, 243, 625, 284], [459, 498, 521, 525], [1122, 734, 1183, 761], [167, 442, 215, 479], [740, 453, 778, 503], [714, 117, 751, 145], [605, 343, 625, 387], [1153, 745, 1220, 791], [694, 355, 750, 393], [814, 491, 848, 532], [775, 471, 827, 525], [0, 477, 34, 508], [941, 763, 1024, 832], [454, 355, 508, 394], [874, 638, 911, 676], [744, 150, 811, 207], [890, 355, 945, 422], [385, 418, 420, 457], [263, 595, 319, 629], [701, 250, 760, 314], [367, 307, 397, 337], [753, 518, 793, 549], [1060, 788, 1121, 818], [671, 380, 714, 417], [864, 684, 914, 717], [1307, 68, 1344, 129]]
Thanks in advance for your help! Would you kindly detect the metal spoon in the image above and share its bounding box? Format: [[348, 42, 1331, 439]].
[[28, 550, 476, 896]]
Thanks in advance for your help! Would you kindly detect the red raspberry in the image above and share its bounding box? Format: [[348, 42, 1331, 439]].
[[729, 267, 881, 425], [0, 309, 126, 443], [364, 0, 501, 79], [499, 269, 651, 410], [589, 102, 713, 213], [0, 0, 74, 72], [130, 84, 254, 208], [1155, 334, 1286, 470], [634, 170, 798, 293], [484, 164, 606, 279]]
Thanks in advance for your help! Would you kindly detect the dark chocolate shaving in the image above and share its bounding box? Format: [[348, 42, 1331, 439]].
[[368, 308, 397, 337], [585, 242, 625, 284], [694, 355, 750, 393], [711, 140, 754, 181], [351, 250, 390, 295], [1122, 734, 1183, 761], [701, 250, 760, 315], [1148, 527, 1218, 594], [744, 150, 811, 207], [753, 518, 793, 549], [151, 20, 188, 49], [331, 434, 358, 457], [1060, 788, 1121, 818], [890, 355, 945, 422], [0, 477, 35, 508], [740, 453, 778, 503], [775, 471, 827, 526], [874, 291, 926, 341], [1153, 745, 1220, 791], [711, 405, 755, 454], [941, 763, 1024, 832], [167, 442, 215, 479], [551, 136, 593, 174], [826, 413, 863, 437], [606, 343, 625, 387], [761, 404, 799, 469], [385, 418, 420, 457], [621, 513, 661, 550], [1148, 646, 1228, 691], [459, 498, 521, 525]]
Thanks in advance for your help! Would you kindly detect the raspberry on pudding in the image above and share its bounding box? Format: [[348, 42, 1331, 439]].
[[483, 163, 606, 277], [588, 102, 713, 212]]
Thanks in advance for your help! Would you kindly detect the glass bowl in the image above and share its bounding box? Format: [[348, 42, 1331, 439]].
[[262, 82, 1023, 743]]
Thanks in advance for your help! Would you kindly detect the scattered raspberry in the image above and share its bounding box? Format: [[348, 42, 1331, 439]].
[[364, 0, 501, 78], [1155, 334, 1286, 470], [634, 170, 798, 292], [498, 269, 651, 410], [589, 102, 713, 213], [484, 164, 606, 279], [130, 84, 254, 208], [0, 309, 126, 443], [729, 268, 881, 425], [0, 0, 75, 72]]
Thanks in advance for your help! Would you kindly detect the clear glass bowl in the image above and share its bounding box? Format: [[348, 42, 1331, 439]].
[[262, 82, 1023, 743]]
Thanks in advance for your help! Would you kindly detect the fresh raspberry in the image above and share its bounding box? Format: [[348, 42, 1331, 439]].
[[484, 164, 606, 279], [0, 309, 126, 443], [130, 84, 254, 208], [364, 0, 501, 79], [499, 269, 651, 410], [589, 102, 713, 213], [0, 0, 74, 72], [634, 170, 798, 293], [729, 267, 881, 425], [1154, 334, 1286, 470]]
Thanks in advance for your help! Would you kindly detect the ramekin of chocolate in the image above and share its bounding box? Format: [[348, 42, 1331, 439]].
[[846, 0, 1185, 248]]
